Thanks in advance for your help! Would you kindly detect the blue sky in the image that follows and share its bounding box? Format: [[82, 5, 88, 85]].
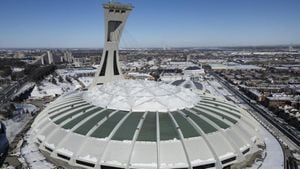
[[0, 0, 300, 48]]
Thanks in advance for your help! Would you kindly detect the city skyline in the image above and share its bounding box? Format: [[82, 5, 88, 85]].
[[1, 0, 300, 48]]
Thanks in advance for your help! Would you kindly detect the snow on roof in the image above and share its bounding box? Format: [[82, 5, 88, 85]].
[[267, 94, 294, 101], [12, 67, 24, 72], [84, 80, 200, 112], [209, 63, 263, 70]]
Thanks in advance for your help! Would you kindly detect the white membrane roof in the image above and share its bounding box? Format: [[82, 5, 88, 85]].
[[83, 80, 200, 112]]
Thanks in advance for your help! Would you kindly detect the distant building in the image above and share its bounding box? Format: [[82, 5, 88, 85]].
[[40, 54, 45, 65], [162, 61, 196, 70], [245, 89, 263, 102], [209, 62, 262, 70], [13, 51, 25, 59], [183, 66, 205, 77], [47, 51, 54, 64], [292, 96, 300, 110], [266, 94, 293, 108], [63, 51, 73, 63]]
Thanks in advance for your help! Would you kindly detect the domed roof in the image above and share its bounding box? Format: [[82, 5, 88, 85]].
[[84, 80, 199, 112], [31, 80, 261, 169]]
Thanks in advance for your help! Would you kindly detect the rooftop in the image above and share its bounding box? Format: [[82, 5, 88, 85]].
[[83, 80, 200, 112], [103, 2, 133, 10]]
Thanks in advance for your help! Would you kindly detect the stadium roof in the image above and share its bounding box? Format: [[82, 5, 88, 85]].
[[84, 80, 199, 112], [32, 80, 261, 169]]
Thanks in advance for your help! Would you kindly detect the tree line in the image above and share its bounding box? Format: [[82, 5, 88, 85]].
[[24, 64, 57, 82], [0, 58, 25, 77]]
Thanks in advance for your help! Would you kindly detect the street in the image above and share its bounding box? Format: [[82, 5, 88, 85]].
[[211, 72, 299, 169]]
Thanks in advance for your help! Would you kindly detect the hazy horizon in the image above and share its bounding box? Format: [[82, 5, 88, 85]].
[[1, 0, 300, 48]]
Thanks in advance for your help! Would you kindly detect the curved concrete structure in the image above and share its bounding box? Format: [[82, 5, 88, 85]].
[[31, 80, 262, 169]]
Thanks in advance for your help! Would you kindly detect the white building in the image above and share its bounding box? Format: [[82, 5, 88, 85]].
[[47, 51, 54, 64], [183, 66, 205, 77]]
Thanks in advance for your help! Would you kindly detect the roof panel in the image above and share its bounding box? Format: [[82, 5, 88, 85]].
[[181, 109, 217, 134], [62, 107, 103, 130], [90, 111, 127, 138], [159, 113, 179, 140], [112, 112, 144, 141], [50, 103, 90, 119], [200, 99, 240, 113], [74, 109, 114, 135], [190, 108, 230, 129], [130, 142, 157, 168], [183, 138, 215, 166], [54, 105, 94, 124], [160, 141, 188, 168], [48, 99, 83, 111], [47, 101, 86, 115], [137, 112, 156, 141], [195, 105, 238, 124], [171, 111, 200, 138]]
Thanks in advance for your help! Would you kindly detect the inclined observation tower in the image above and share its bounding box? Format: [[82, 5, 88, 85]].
[[91, 2, 133, 87]]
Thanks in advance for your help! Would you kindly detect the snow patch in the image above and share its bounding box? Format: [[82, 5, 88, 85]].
[[78, 154, 98, 163]]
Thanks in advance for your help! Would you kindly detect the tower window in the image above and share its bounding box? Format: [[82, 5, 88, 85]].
[[107, 21, 122, 42], [109, 9, 114, 12], [115, 10, 120, 13], [121, 10, 125, 13], [99, 51, 108, 76]]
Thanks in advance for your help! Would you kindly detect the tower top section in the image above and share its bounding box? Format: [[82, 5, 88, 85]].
[[90, 1, 133, 88], [103, 2, 133, 11]]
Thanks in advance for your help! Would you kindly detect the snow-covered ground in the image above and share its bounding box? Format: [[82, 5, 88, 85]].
[[4, 104, 37, 143], [258, 127, 284, 169], [5, 116, 30, 143], [78, 76, 93, 88], [21, 131, 55, 169], [56, 68, 96, 77], [202, 80, 227, 99], [30, 75, 81, 99], [160, 74, 183, 83]]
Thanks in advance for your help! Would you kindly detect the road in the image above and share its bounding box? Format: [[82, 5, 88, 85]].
[[211, 72, 299, 169]]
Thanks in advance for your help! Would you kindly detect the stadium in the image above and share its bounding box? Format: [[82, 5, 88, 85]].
[[31, 2, 263, 169]]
